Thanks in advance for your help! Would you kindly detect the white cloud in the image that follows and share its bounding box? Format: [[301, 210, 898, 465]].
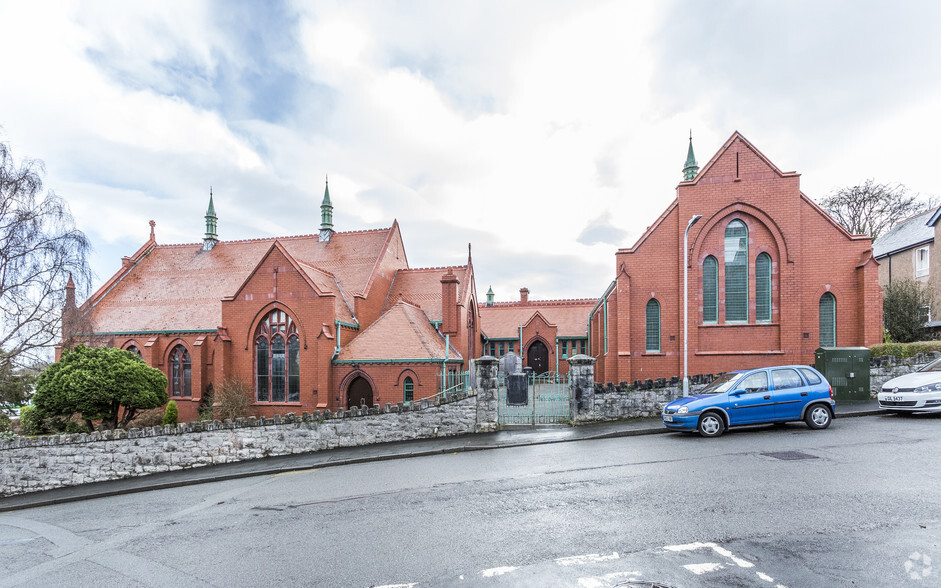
[[1, 0, 940, 303]]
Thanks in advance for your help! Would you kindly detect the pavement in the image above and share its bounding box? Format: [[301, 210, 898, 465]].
[[0, 400, 883, 513]]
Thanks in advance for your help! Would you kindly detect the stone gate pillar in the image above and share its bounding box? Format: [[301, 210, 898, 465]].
[[475, 356, 499, 432], [567, 354, 596, 422]]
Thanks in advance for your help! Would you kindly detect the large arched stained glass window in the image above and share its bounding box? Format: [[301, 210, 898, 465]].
[[819, 293, 836, 347], [756, 252, 772, 322], [255, 309, 300, 402], [725, 220, 748, 322], [169, 345, 191, 397], [703, 255, 718, 323], [645, 298, 660, 353]]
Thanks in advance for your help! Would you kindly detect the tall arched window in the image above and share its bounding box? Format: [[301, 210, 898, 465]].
[[819, 292, 836, 347], [403, 376, 414, 403], [645, 298, 660, 352], [169, 345, 191, 397], [703, 255, 718, 323], [725, 220, 748, 322], [255, 309, 301, 403], [125, 345, 142, 359], [756, 252, 772, 322]]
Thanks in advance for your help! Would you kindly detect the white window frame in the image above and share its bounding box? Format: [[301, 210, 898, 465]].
[[915, 246, 930, 278]]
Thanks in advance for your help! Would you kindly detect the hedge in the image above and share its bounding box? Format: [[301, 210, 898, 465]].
[[870, 341, 941, 359]]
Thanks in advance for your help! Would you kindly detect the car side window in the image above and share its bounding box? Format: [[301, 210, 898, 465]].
[[798, 368, 822, 385], [772, 369, 803, 390], [739, 372, 769, 393]]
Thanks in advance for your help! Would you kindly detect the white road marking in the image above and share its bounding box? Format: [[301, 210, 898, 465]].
[[555, 552, 620, 566], [684, 562, 724, 574], [481, 566, 518, 577], [372, 584, 416, 588], [577, 571, 643, 587], [664, 541, 788, 585], [663, 542, 754, 568]]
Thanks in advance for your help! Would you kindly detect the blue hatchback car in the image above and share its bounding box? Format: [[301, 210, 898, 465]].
[[662, 365, 835, 437]]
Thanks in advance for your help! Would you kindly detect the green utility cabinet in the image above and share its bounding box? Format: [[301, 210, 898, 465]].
[[814, 347, 871, 402]]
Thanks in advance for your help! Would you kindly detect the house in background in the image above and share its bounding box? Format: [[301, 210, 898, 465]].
[[589, 132, 883, 385], [478, 288, 593, 375], [60, 183, 480, 422], [873, 207, 941, 324]]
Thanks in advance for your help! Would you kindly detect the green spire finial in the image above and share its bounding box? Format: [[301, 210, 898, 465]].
[[203, 187, 218, 250], [321, 175, 333, 231], [683, 130, 699, 181], [319, 175, 334, 242], [205, 187, 217, 239], [486, 286, 494, 307]]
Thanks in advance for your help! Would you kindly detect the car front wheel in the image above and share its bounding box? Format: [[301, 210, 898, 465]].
[[697, 412, 726, 437], [805, 405, 832, 430]]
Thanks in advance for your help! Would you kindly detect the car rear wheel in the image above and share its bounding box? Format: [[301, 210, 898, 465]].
[[697, 412, 725, 437], [805, 405, 832, 429]]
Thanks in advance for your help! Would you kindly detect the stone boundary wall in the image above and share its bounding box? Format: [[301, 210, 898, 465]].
[[0, 392, 477, 497], [869, 352, 940, 396], [587, 382, 691, 421]]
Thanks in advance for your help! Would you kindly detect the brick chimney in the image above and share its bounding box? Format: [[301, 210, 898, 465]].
[[520, 287, 529, 305], [441, 269, 459, 335]]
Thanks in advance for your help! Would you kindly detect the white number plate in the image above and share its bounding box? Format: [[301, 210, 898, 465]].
[[663, 415, 673, 422], [886, 395, 904, 402]]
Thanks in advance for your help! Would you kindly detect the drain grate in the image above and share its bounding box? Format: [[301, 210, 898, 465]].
[[762, 451, 818, 461]]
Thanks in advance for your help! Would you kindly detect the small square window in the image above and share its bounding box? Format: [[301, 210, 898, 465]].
[[916, 246, 930, 278]]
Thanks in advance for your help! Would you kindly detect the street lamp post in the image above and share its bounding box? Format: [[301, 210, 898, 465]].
[[684, 214, 702, 397]]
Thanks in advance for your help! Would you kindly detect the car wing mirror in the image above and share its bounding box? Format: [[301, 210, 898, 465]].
[[730, 389, 745, 397]]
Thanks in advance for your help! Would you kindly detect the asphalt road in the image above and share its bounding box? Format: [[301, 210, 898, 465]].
[[1, 413, 938, 587]]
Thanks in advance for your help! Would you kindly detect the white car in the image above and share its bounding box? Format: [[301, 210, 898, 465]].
[[879, 358, 941, 413]]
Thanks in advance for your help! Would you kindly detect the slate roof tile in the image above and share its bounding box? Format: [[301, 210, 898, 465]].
[[872, 211, 934, 258]]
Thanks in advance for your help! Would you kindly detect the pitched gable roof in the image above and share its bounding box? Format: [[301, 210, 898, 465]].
[[336, 302, 459, 361], [687, 131, 798, 186], [873, 210, 934, 258], [86, 227, 396, 333], [479, 298, 595, 339], [382, 265, 470, 322]]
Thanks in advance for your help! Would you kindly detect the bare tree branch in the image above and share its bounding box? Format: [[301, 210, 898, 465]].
[[819, 179, 939, 241], [0, 139, 92, 369]]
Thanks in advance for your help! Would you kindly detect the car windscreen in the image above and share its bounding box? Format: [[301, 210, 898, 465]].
[[698, 372, 744, 395], [918, 358, 941, 372]]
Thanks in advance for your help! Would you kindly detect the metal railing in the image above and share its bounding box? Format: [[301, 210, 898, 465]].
[[438, 370, 470, 397]]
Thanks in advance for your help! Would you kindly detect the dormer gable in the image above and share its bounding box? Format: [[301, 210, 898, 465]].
[[522, 310, 555, 331], [229, 240, 330, 302]]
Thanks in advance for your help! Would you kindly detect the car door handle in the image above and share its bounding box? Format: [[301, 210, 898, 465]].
[[763, 395, 771, 400], [800, 392, 808, 396]]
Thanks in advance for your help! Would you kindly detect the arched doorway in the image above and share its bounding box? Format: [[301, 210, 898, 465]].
[[347, 376, 374, 408], [527, 340, 549, 374]]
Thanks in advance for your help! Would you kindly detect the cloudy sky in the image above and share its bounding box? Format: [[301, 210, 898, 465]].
[[1, 0, 939, 303]]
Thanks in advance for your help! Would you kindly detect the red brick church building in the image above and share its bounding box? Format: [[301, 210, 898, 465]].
[[61, 183, 480, 422], [60, 131, 884, 420], [589, 131, 883, 385]]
